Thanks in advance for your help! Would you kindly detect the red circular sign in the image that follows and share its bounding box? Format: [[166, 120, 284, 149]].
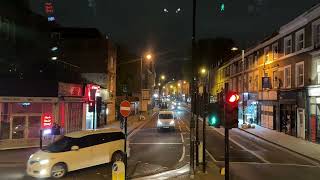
[[120, 100, 131, 117]]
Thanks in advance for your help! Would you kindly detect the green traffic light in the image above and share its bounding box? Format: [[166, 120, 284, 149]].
[[220, 3, 225, 12], [209, 115, 217, 126]]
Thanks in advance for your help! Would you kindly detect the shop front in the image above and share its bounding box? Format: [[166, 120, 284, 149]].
[[0, 82, 86, 149], [307, 86, 320, 143], [258, 90, 278, 130], [0, 97, 58, 147], [279, 90, 306, 138]]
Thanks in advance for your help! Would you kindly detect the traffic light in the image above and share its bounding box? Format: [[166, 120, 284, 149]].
[[225, 91, 240, 129], [207, 103, 222, 128]]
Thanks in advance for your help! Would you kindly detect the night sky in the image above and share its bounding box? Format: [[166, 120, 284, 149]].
[[30, 0, 319, 78]]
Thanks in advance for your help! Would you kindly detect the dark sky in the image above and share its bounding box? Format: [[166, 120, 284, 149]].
[[29, 0, 319, 78]]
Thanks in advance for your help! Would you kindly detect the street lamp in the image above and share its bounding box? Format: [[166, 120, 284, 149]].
[[161, 75, 165, 80], [232, 47, 246, 125], [200, 68, 207, 75], [170, 85, 173, 89], [183, 80, 187, 84], [178, 83, 181, 87], [146, 54, 152, 60], [158, 83, 161, 86]]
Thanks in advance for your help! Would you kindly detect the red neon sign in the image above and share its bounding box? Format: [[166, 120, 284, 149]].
[[41, 113, 54, 129], [44, 2, 54, 14]]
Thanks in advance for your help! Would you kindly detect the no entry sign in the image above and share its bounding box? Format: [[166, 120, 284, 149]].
[[120, 100, 131, 117]]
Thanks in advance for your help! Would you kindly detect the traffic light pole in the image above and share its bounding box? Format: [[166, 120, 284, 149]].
[[195, 94, 199, 166], [202, 90, 207, 173], [225, 127, 230, 180]]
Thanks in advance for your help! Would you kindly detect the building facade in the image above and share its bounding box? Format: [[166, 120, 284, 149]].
[[212, 4, 320, 143]]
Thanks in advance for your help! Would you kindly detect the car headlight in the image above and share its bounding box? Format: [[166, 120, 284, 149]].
[[178, 103, 181, 105], [170, 120, 174, 125], [29, 154, 34, 159], [39, 159, 49, 165], [157, 120, 162, 125], [40, 169, 47, 175]]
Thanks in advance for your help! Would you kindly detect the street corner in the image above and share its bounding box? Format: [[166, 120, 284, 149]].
[[193, 163, 224, 180]]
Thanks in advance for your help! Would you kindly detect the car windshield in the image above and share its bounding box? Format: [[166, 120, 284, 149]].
[[44, 136, 74, 153], [159, 114, 173, 119]]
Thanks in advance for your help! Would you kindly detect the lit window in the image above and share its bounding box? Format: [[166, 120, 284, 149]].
[[284, 65, 291, 88], [295, 29, 305, 51], [264, 47, 270, 63], [295, 62, 304, 87], [284, 35, 292, 55], [272, 43, 279, 60]]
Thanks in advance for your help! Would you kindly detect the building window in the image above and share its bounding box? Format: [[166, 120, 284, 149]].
[[284, 35, 292, 55], [264, 47, 270, 63], [284, 65, 291, 88], [313, 19, 320, 48], [272, 42, 279, 60], [295, 61, 304, 87], [295, 29, 305, 51]]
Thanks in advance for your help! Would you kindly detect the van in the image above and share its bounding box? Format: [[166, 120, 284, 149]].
[[157, 111, 176, 131]]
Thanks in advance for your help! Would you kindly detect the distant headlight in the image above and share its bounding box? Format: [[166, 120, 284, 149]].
[[157, 120, 162, 125], [178, 102, 181, 105], [170, 120, 174, 125], [39, 159, 49, 165]]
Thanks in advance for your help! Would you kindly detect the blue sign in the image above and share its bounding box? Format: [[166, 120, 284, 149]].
[[48, 16, 55, 22]]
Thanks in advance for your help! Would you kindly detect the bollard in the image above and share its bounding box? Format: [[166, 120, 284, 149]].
[[112, 161, 125, 180], [198, 141, 203, 163]]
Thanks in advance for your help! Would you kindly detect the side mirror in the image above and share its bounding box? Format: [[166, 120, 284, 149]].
[[71, 145, 79, 151]]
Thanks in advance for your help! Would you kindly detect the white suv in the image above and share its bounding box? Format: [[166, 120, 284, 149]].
[[27, 128, 125, 178], [157, 111, 176, 131]]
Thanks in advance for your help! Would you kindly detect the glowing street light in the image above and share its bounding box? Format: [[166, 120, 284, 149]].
[[158, 83, 161, 86], [170, 85, 173, 89], [146, 54, 152, 60], [178, 83, 181, 87], [231, 47, 239, 51], [161, 75, 165, 80], [183, 81, 186, 84], [201, 68, 207, 74]]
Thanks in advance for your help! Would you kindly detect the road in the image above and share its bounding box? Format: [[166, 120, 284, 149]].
[[1, 105, 320, 180], [0, 111, 190, 180], [178, 105, 320, 180]]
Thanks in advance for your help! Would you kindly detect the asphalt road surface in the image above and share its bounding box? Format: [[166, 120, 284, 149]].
[[1, 106, 320, 180]]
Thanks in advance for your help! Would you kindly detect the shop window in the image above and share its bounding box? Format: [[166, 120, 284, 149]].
[[295, 62, 304, 87], [0, 103, 10, 140], [284, 65, 291, 88]]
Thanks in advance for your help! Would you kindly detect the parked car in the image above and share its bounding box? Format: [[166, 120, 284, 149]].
[[27, 128, 125, 178]]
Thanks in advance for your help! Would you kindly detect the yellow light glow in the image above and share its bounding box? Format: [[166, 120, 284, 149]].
[[146, 54, 152, 60], [178, 83, 181, 87], [201, 68, 206, 74], [183, 81, 186, 84], [161, 75, 165, 80]]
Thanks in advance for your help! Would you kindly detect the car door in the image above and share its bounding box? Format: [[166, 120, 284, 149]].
[[64, 136, 93, 171], [86, 134, 106, 166], [91, 132, 125, 165]]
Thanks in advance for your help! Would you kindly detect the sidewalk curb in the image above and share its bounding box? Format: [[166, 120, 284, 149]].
[[238, 128, 320, 165]]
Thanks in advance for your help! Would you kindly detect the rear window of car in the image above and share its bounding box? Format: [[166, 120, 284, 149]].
[[159, 113, 173, 119]]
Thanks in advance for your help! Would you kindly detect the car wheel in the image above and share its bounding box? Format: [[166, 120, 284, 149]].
[[112, 151, 124, 163], [51, 163, 67, 179]]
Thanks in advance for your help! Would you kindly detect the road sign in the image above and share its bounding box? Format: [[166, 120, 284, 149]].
[[120, 100, 131, 117]]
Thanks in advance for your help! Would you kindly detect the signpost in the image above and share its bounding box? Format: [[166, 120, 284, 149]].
[[120, 100, 131, 180]]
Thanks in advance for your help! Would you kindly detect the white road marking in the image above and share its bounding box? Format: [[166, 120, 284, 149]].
[[180, 120, 190, 132], [120, 107, 130, 111], [180, 132, 184, 143], [179, 145, 186, 162], [128, 119, 150, 139], [130, 142, 183, 145], [205, 149, 217, 162], [210, 127, 270, 163]]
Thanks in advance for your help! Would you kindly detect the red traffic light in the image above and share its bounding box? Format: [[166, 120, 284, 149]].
[[226, 91, 240, 105]]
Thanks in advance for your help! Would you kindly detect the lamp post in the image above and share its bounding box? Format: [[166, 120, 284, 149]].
[[140, 53, 152, 112], [231, 47, 246, 125]]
